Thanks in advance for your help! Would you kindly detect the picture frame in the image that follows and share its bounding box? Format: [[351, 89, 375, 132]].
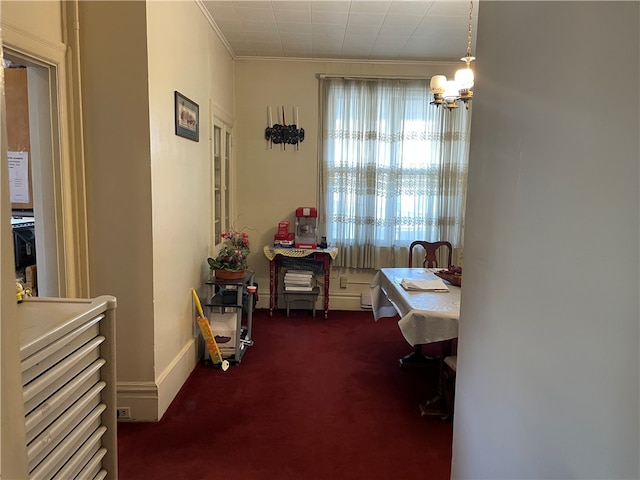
[[174, 91, 199, 141]]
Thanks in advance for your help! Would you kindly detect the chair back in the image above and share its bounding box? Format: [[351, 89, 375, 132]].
[[408, 240, 453, 268]]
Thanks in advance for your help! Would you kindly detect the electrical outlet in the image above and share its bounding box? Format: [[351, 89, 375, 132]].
[[340, 276, 348, 288], [117, 407, 131, 420]]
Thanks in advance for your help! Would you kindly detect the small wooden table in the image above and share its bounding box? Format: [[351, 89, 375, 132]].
[[263, 246, 338, 319]]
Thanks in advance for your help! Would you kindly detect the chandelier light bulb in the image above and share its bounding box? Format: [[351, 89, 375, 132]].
[[455, 66, 474, 90], [429, 75, 447, 94], [444, 80, 459, 101]]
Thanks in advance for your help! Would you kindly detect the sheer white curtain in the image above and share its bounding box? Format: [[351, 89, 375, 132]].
[[319, 77, 471, 269]]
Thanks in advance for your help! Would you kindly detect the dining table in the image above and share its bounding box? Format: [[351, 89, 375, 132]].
[[371, 267, 461, 346], [370, 267, 462, 417]]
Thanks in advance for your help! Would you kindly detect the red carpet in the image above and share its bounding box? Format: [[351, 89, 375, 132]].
[[117, 309, 452, 480]]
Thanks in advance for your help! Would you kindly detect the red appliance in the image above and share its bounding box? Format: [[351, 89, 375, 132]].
[[274, 221, 294, 247], [295, 207, 318, 249]]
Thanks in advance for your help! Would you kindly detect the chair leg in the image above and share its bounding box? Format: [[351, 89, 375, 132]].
[[440, 365, 456, 422], [419, 355, 447, 417]]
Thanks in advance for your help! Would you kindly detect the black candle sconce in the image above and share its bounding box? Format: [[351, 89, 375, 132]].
[[265, 105, 304, 150]]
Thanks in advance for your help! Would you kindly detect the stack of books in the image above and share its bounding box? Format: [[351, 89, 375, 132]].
[[284, 270, 315, 292]]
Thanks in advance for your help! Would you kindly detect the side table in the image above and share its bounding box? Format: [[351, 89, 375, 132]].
[[263, 246, 338, 319]]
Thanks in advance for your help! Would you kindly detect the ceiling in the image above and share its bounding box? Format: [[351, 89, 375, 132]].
[[201, 0, 478, 63]]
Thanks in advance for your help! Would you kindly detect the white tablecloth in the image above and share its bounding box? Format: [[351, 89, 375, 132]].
[[370, 268, 461, 346], [263, 246, 339, 261]]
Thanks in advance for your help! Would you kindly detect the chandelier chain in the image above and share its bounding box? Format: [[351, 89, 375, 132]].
[[466, 0, 473, 58]]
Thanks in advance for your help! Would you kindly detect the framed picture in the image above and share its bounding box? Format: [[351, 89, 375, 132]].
[[174, 91, 199, 141]]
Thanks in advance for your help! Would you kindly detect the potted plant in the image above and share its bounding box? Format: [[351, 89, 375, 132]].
[[208, 230, 250, 280]]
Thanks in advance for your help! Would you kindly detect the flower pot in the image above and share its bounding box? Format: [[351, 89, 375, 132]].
[[213, 269, 245, 280]]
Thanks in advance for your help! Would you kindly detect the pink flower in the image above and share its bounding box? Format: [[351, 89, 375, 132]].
[[207, 229, 251, 271]]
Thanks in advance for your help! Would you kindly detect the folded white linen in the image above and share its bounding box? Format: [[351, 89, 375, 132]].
[[400, 278, 449, 292]]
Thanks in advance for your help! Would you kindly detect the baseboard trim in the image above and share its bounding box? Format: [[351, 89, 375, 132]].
[[157, 338, 199, 419], [116, 381, 159, 422], [117, 337, 199, 422]]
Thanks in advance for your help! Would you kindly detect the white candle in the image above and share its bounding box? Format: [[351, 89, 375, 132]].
[[268, 106, 272, 127], [296, 106, 299, 126]]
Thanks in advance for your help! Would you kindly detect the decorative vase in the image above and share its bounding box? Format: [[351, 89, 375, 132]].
[[213, 269, 245, 280]]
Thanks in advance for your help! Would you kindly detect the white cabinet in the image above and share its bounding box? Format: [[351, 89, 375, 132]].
[[17, 295, 117, 480]]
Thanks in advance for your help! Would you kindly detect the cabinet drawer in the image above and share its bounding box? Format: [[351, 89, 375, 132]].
[[23, 337, 104, 414], [28, 384, 103, 466], [22, 321, 101, 384], [20, 307, 106, 360], [27, 379, 105, 446], [71, 447, 107, 480], [16, 296, 117, 480], [28, 404, 106, 479], [93, 468, 108, 480], [21, 315, 103, 369], [51, 429, 105, 480], [25, 360, 105, 442]]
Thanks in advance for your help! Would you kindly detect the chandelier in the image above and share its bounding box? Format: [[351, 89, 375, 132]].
[[430, 0, 476, 111]]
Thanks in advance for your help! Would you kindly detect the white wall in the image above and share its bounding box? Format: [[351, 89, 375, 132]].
[[452, 2, 639, 478], [78, 0, 157, 413], [80, 0, 236, 421], [145, 0, 235, 417], [1, 1, 62, 44]]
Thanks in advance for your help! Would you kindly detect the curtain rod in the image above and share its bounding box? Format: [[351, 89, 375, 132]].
[[317, 73, 430, 81]]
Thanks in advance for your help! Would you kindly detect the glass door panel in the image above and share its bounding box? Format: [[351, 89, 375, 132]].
[[224, 131, 230, 231], [213, 125, 222, 242]]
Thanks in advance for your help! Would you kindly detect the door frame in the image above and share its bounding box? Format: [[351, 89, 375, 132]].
[[2, 13, 89, 298]]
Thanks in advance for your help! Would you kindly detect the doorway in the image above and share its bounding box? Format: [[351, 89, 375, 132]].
[[5, 52, 60, 297]]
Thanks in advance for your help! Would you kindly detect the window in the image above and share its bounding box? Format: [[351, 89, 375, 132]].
[[320, 78, 471, 269]]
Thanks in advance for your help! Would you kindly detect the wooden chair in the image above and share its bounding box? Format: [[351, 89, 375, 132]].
[[441, 355, 457, 422], [408, 240, 453, 269]]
